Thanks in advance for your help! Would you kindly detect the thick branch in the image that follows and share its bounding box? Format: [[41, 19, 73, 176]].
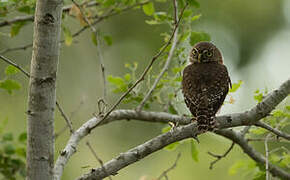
[[27, 0, 63, 178], [76, 122, 199, 180], [54, 78, 290, 179]]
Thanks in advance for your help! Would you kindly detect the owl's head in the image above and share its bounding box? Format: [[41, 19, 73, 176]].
[[189, 41, 223, 64]]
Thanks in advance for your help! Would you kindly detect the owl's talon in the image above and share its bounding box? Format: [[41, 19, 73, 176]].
[[191, 117, 197, 123], [168, 122, 179, 133]]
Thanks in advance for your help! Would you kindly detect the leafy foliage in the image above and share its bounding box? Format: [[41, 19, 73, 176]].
[[233, 97, 290, 178], [190, 140, 199, 162], [0, 121, 26, 179], [0, 66, 21, 94]]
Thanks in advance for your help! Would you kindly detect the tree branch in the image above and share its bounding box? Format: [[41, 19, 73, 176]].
[[0, 54, 73, 137], [0, 54, 30, 77], [53, 78, 290, 180], [215, 129, 290, 179], [207, 142, 235, 169], [86, 141, 112, 180], [0, 1, 151, 55], [157, 152, 181, 180], [0, 1, 100, 27], [90, 3, 188, 129], [136, 0, 179, 111], [255, 121, 290, 141]]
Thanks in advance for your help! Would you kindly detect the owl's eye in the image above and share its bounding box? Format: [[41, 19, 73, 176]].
[[204, 50, 213, 57]]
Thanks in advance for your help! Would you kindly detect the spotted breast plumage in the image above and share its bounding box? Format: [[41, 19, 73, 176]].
[[182, 42, 231, 131]]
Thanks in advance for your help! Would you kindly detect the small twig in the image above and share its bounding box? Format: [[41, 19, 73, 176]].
[[0, 54, 30, 77], [55, 99, 84, 138], [208, 142, 235, 169], [96, 31, 107, 99], [269, 146, 289, 154], [0, 1, 100, 27], [56, 101, 74, 134], [136, 0, 179, 111], [246, 138, 289, 143], [97, 98, 107, 115], [86, 142, 113, 180], [0, 43, 33, 54], [91, 3, 188, 130], [157, 152, 181, 180], [71, 0, 107, 100], [1, 1, 151, 55], [241, 126, 251, 136], [265, 134, 271, 180], [0, 54, 73, 136], [255, 121, 290, 141]]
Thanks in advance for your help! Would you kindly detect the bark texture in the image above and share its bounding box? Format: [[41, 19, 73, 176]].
[[27, 0, 63, 179]]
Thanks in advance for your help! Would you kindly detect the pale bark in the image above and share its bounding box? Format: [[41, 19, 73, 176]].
[[27, 0, 63, 179], [53, 78, 290, 180]]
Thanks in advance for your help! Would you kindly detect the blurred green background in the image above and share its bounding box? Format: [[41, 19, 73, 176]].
[[0, 0, 290, 179]]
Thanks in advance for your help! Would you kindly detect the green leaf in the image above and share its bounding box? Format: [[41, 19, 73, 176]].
[[0, 79, 21, 94], [254, 91, 264, 102], [63, 26, 73, 46], [5, 65, 19, 75], [91, 33, 98, 46], [189, 32, 211, 46], [250, 127, 267, 135], [104, 0, 115, 7], [17, 5, 33, 14], [191, 14, 201, 21], [164, 141, 180, 151], [153, 12, 168, 21], [272, 110, 284, 117], [190, 140, 199, 162], [108, 75, 125, 86], [0, 117, 8, 134], [18, 132, 27, 143], [253, 171, 266, 180], [145, 19, 161, 25], [16, 147, 26, 158], [186, 0, 200, 8], [229, 80, 243, 93], [4, 144, 15, 155], [124, 73, 131, 81], [168, 104, 178, 114], [2, 133, 13, 141], [228, 160, 246, 175], [142, 2, 155, 16], [280, 152, 290, 167], [103, 35, 112, 46], [10, 22, 25, 37]]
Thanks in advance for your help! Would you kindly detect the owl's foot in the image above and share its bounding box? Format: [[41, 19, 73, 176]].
[[191, 117, 197, 123], [168, 121, 179, 132]]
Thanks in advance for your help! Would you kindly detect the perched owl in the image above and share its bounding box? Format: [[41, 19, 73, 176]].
[[182, 42, 231, 131]]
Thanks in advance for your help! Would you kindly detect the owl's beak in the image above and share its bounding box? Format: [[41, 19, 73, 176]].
[[197, 54, 202, 63]]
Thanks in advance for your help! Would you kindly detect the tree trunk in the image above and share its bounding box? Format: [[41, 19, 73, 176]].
[[27, 0, 63, 179]]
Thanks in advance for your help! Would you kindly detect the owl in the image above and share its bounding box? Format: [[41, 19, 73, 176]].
[[182, 42, 231, 131]]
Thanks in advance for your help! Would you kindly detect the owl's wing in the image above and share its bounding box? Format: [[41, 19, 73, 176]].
[[208, 64, 230, 114]]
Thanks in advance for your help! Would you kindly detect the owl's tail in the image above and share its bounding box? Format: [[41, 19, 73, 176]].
[[196, 108, 216, 131]]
